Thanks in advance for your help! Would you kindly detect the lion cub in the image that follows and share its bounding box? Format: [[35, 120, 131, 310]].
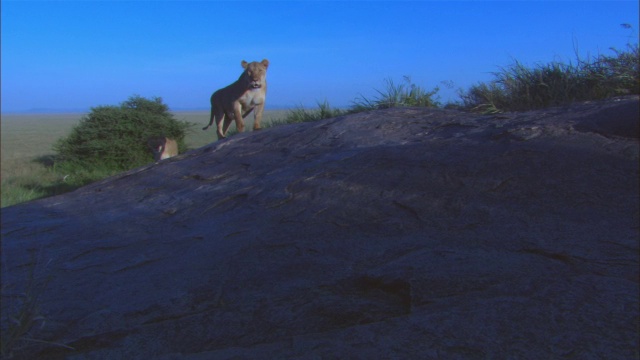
[[203, 59, 269, 140], [148, 136, 178, 161]]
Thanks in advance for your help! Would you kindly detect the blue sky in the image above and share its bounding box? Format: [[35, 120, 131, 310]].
[[1, 1, 638, 113]]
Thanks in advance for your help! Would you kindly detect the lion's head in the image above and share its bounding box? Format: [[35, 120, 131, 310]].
[[241, 59, 269, 89]]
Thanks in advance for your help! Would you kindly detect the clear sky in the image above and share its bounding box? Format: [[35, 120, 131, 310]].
[[1, 1, 638, 113]]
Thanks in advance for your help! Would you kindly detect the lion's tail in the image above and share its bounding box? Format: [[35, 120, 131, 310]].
[[202, 102, 216, 131]]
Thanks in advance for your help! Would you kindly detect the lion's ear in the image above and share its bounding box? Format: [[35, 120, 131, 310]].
[[241, 60, 248, 69], [261, 59, 270, 69]]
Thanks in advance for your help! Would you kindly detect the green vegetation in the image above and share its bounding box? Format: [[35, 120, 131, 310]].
[[52, 95, 194, 188], [460, 43, 639, 113], [265, 101, 346, 128], [262, 76, 441, 128], [352, 76, 441, 111], [0, 155, 80, 208], [0, 110, 292, 208], [1, 40, 638, 207], [1, 96, 195, 207]]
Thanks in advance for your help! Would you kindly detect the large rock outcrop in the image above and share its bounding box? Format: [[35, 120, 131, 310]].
[[2, 96, 639, 359]]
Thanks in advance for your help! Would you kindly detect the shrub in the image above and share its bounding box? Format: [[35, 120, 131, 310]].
[[53, 95, 194, 185]]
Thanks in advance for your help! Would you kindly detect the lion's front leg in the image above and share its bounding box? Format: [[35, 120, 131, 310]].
[[253, 103, 264, 131], [233, 103, 245, 134]]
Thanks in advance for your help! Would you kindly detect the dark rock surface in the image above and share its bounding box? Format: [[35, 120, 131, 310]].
[[2, 96, 639, 359]]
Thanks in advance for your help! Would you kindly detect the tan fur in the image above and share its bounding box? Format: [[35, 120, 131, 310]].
[[148, 137, 178, 161], [202, 59, 269, 140]]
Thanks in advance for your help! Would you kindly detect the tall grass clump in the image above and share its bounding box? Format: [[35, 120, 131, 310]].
[[261, 77, 440, 131], [263, 101, 345, 129], [53, 95, 194, 187], [352, 76, 441, 111], [461, 42, 639, 113]]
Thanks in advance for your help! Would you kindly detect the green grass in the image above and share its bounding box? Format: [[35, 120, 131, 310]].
[[351, 76, 441, 111], [460, 43, 639, 113], [264, 101, 346, 128], [260, 77, 441, 130], [0, 166, 63, 208], [1, 114, 80, 207]]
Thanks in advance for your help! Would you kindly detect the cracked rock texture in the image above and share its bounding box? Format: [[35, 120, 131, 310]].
[[1, 96, 639, 359]]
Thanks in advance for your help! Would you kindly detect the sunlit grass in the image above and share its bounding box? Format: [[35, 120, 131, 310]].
[[459, 43, 639, 113], [352, 76, 441, 111], [264, 101, 346, 128], [262, 77, 441, 129]]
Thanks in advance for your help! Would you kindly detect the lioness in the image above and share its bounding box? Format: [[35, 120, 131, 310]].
[[202, 59, 269, 140], [148, 136, 178, 161]]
